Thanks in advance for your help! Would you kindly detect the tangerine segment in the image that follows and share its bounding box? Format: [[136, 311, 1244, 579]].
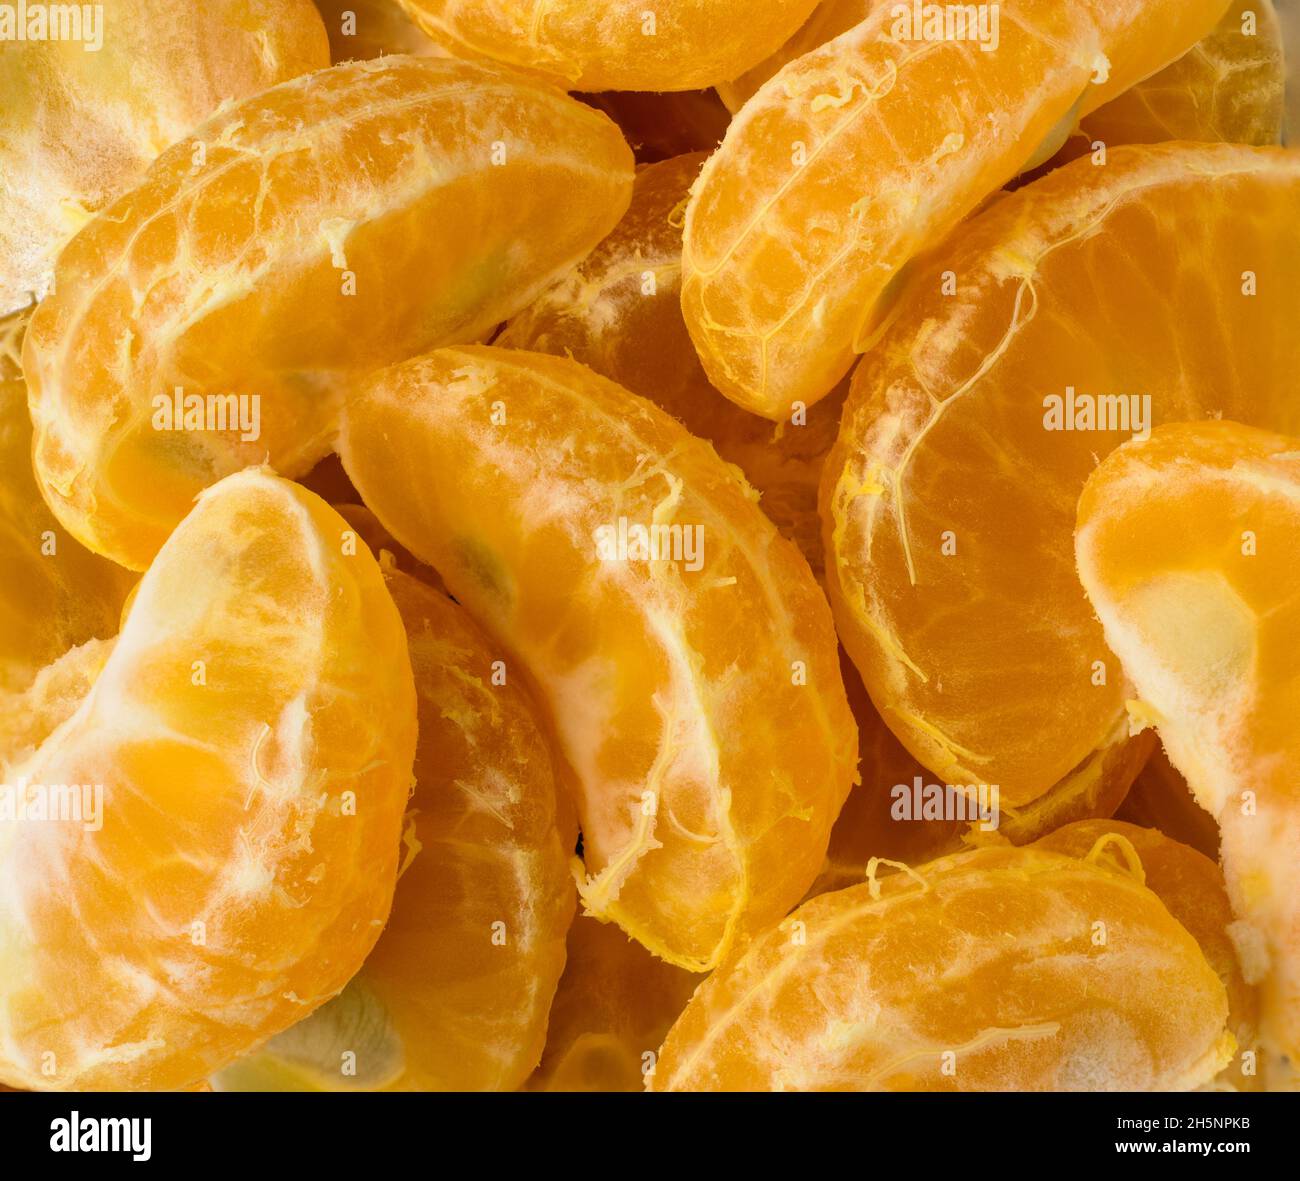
[[528, 915, 700, 1092], [717, 0, 875, 113], [0, 470, 417, 1092], [23, 56, 634, 573], [1077, 0, 1284, 148], [0, 313, 133, 695], [681, 0, 1232, 419], [397, 0, 822, 92], [1034, 819, 1258, 1089], [652, 845, 1232, 1091], [1075, 419, 1300, 1083], [216, 568, 574, 1091], [811, 656, 1149, 897], [823, 143, 1300, 808], [0, 0, 328, 315], [498, 152, 844, 577], [340, 346, 859, 972]]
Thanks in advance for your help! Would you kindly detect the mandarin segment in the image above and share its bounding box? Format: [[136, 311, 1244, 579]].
[[652, 845, 1232, 1091], [1075, 419, 1300, 1085], [22, 55, 634, 571], [216, 568, 574, 1091], [499, 152, 845, 576], [716, 0, 875, 112], [397, 0, 823, 91], [1076, 0, 1284, 149], [810, 656, 1149, 897], [823, 143, 1300, 810], [682, 0, 1233, 418], [0, 0, 329, 314], [340, 346, 859, 971], [0, 470, 417, 1091], [528, 915, 700, 1092], [1034, 819, 1258, 1088], [0, 312, 133, 695]]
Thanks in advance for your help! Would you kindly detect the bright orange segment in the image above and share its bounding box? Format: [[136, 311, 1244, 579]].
[[528, 915, 700, 1092], [812, 656, 1149, 896], [397, 0, 822, 91], [0, 312, 133, 696], [653, 845, 1232, 1091], [823, 144, 1300, 808], [1034, 819, 1258, 1088], [216, 568, 574, 1091], [1075, 0, 1284, 149], [0, 0, 328, 315], [0, 470, 417, 1091], [22, 56, 634, 571], [682, 0, 1232, 418], [1076, 419, 1300, 1087], [499, 152, 845, 576], [717, 0, 875, 112], [340, 346, 858, 971]]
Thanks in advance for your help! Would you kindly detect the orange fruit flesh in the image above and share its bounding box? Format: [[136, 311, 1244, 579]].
[[0, 0, 328, 315], [216, 567, 574, 1091], [339, 346, 859, 972], [22, 55, 634, 571], [527, 914, 700, 1092], [811, 655, 1150, 897], [682, 0, 1232, 418], [0, 470, 417, 1091], [823, 143, 1300, 809], [397, 0, 823, 92], [1033, 819, 1258, 1088], [1117, 746, 1221, 861], [314, 0, 445, 60], [0, 312, 133, 696], [717, 0, 876, 113], [1074, 0, 1285, 150], [498, 151, 845, 577], [652, 844, 1232, 1091], [1076, 419, 1300, 1084]]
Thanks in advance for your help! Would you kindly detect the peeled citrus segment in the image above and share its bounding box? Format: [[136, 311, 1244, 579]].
[[1075, 419, 1300, 1084], [653, 844, 1232, 1091], [0, 0, 328, 315], [682, 0, 1232, 418], [812, 657, 1149, 896], [1118, 746, 1221, 860], [22, 56, 634, 572], [527, 915, 700, 1092], [397, 0, 822, 91], [498, 151, 844, 576], [717, 0, 875, 113], [315, 0, 445, 60], [0, 312, 133, 695], [1034, 819, 1259, 1089], [0, 469, 417, 1092], [215, 568, 574, 1091], [823, 143, 1300, 808], [1076, 0, 1284, 149], [340, 346, 858, 971]]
